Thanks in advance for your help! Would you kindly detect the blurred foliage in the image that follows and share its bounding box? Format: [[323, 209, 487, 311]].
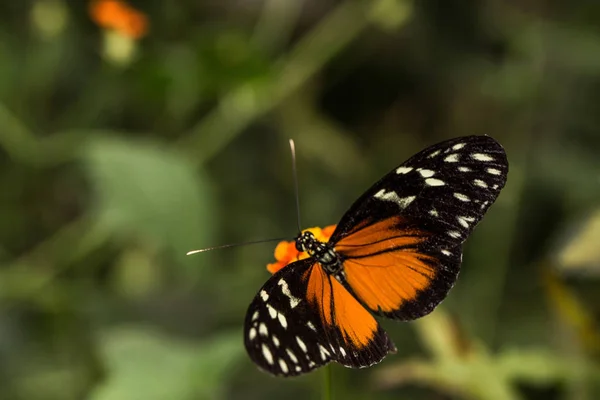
[[89, 328, 242, 400], [0, 0, 599, 399]]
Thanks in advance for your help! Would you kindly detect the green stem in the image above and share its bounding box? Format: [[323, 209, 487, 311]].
[[1, 215, 112, 301], [322, 365, 333, 400], [177, 0, 381, 167], [0, 102, 82, 167]]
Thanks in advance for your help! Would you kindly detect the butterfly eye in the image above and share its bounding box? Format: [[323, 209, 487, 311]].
[[295, 236, 305, 252], [296, 231, 315, 252]]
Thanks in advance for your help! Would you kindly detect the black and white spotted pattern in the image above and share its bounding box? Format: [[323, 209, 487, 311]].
[[331, 135, 508, 248], [244, 259, 396, 377]]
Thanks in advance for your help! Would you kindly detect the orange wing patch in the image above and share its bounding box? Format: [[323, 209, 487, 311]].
[[304, 265, 378, 348], [335, 216, 437, 313], [335, 216, 424, 258], [343, 252, 436, 313]]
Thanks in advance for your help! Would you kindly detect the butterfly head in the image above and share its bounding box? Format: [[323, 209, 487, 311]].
[[295, 231, 341, 273], [295, 231, 316, 253]]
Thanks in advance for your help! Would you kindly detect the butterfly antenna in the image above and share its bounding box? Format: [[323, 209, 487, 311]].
[[188, 141, 302, 257], [289, 139, 302, 233], [186, 237, 287, 256]]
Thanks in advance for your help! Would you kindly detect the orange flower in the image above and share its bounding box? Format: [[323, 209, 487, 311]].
[[267, 225, 336, 274], [89, 0, 148, 39]]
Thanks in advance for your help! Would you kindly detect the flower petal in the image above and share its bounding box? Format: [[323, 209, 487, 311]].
[[266, 225, 337, 274]]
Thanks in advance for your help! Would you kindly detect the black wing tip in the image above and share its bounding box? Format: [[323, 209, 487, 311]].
[[452, 134, 507, 153], [445, 134, 498, 142], [473, 135, 508, 156], [336, 326, 397, 370], [253, 360, 329, 378]]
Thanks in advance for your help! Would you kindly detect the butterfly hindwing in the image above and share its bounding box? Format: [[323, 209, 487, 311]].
[[330, 136, 508, 320], [303, 261, 397, 369], [244, 259, 326, 377], [244, 259, 396, 377]]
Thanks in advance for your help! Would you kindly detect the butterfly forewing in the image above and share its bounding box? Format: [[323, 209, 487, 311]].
[[331, 135, 508, 245], [244, 259, 396, 376], [331, 136, 508, 320]]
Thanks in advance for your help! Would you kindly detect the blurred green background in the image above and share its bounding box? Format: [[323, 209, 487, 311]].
[[1, 0, 599, 399]]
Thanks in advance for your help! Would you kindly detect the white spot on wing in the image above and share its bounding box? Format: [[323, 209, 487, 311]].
[[454, 192, 470, 202], [425, 178, 445, 186], [307, 321, 317, 332], [295, 366, 302, 372], [429, 209, 439, 217], [447, 230, 461, 238], [279, 359, 289, 374], [273, 335, 280, 347], [487, 168, 501, 175], [458, 166, 471, 172], [278, 279, 301, 308], [428, 149, 441, 158], [286, 349, 299, 364], [457, 216, 476, 228], [278, 313, 288, 329], [452, 143, 466, 150], [374, 189, 415, 209], [260, 290, 269, 302], [249, 327, 257, 340], [296, 337, 308, 353], [473, 179, 488, 188], [418, 169, 435, 178], [266, 304, 289, 331], [259, 323, 268, 336], [319, 345, 330, 360], [262, 344, 274, 365], [396, 166, 413, 174], [441, 249, 452, 256], [444, 154, 460, 162], [339, 347, 347, 357], [471, 153, 494, 161], [251, 311, 259, 321]]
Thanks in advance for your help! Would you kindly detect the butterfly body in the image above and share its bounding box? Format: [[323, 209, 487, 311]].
[[296, 231, 341, 273], [244, 135, 508, 377]]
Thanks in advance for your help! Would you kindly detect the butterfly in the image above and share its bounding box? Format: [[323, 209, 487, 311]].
[[244, 135, 508, 377]]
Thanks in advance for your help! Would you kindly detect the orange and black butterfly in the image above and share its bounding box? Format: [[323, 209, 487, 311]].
[[244, 135, 508, 376]]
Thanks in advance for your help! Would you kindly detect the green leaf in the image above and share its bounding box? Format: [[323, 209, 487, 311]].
[[556, 208, 600, 275], [83, 136, 213, 273], [90, 327, 244, 400]]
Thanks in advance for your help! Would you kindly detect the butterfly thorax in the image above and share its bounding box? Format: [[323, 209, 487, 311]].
[[295, 231, 342, 274]]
